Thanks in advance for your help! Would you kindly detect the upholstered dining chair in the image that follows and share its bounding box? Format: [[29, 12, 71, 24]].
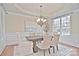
[[37, 31, 51, 56], [50, 33, 60, 53], [16, 32, 33, 55]]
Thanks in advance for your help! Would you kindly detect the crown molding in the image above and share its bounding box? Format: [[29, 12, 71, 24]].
[[0, 4, 7, 13], [3, 3, 79, 19], [49, 8, 79, 19], [4, 4, 49, 18], [6, 11, 39, 18], [1, 3, 39, 17], [5, 7, 79, 20]]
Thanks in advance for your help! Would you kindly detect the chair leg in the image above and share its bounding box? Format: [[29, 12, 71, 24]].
[[56, 45, 58, 51], [53, 46, 55, 53], [43, 50, 45, 56], [48, 48, 50, 54]]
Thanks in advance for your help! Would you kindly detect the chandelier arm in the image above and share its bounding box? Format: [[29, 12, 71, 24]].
[[37, 5, 47, 27], [40, 5, 43, 17]]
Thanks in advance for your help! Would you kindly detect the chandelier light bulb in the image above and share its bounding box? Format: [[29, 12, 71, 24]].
[[41, 18, 43, 21], [43, 19, 47, 22], [37, 18, 40, 22]]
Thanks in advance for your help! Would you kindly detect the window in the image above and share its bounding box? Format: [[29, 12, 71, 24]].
[[53, 18, 60, 33], [61, 15, 70, 35], [24, 21, 43, 34], [52, 15, 71, 36]]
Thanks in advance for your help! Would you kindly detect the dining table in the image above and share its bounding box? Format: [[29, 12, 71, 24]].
[[26, 36, 43, 53]]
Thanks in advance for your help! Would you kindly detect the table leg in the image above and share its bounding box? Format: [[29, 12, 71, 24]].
[[33, 41, 38, 53]]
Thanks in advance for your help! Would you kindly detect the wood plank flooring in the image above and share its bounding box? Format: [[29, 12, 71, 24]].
[[0, 44, 18, 56], [0, 43, 79, 56]]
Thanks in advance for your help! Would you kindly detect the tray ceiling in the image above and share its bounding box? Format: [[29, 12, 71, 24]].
[[1, 3, 79, 18]]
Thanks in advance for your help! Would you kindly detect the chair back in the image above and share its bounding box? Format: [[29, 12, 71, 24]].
[[41, 31, 51, 49], [51, 33, 60, 46]]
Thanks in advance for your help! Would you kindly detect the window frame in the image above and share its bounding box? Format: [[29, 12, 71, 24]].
[[52, 15, 71, 36]]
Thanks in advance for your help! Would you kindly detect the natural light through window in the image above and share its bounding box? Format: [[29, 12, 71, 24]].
[[52, 15, 71, 36]]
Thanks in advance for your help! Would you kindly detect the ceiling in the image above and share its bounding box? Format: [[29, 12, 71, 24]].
[[1, 3, 79, 18]]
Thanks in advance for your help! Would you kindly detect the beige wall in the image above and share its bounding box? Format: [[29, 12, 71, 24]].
[[5, 14, 25, 33], [5, 14, 43, 33], [71, 11, 79, 34], [5, 10, 79, 34]]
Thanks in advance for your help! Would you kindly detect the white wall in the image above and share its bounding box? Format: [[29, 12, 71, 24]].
[[0, 6, 6, 55]]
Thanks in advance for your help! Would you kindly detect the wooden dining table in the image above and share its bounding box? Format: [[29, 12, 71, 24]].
[[26, 36, 43, 53]]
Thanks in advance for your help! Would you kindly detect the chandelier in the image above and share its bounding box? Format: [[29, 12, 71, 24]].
[[36, 5, 47, 27]]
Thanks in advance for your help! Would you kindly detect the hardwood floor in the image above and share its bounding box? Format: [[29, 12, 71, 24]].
[[0, 44, 18, 56], [0, 43, 79, 56]]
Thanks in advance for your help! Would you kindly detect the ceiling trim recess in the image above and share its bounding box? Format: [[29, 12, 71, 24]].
[[13, 4, 40, 17], [1, 3, 39, 18], [2, 4, 79, 19], [6, 11, 38, 18], [14, 4, 50, 18], [49, 7, 79, 19], [3, 4, 49, 18], [5, 8, 79, 20]]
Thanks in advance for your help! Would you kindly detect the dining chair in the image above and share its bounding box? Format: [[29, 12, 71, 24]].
[[50, 33, 60, 53], [16, 32, 33, 55], [37, 31, 51, 56]]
